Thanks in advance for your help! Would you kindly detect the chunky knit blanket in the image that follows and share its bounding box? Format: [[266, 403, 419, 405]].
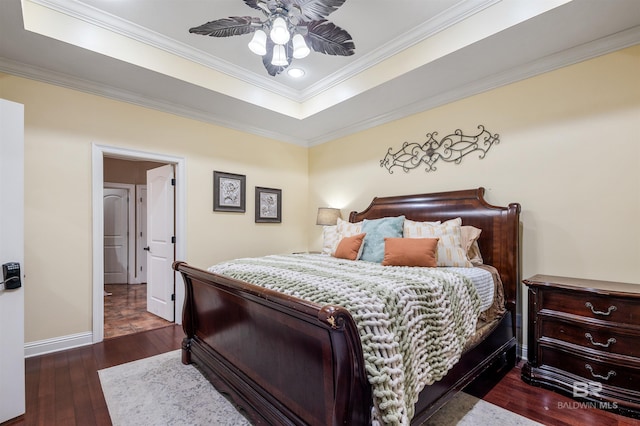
[[208, 254, 481, 425]]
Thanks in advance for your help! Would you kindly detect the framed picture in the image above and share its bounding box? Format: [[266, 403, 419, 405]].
[[255, 187, 281, 223], [213, 171, 246, 212]]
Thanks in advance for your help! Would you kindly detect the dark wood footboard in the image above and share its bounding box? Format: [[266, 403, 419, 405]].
[[175, 261, 372, 425]]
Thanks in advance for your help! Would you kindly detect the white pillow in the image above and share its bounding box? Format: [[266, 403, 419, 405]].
[[332, 218, 364, 256], [336, 217, 362, 238], [405, 218, 472, 267], [403, 219, 440, 237], [321, 225, 340, 254]]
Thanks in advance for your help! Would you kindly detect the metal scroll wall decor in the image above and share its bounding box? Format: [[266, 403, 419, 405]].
[[380, 125, 499, 174]]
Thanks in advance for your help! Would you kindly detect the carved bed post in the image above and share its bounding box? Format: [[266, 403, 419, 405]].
[[173, 261, 194, 365]]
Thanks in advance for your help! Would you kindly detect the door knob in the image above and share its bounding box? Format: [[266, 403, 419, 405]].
[[143, 246, 150, 251]]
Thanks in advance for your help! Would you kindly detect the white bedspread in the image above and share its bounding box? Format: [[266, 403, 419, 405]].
[[446, 267, 495, 312]]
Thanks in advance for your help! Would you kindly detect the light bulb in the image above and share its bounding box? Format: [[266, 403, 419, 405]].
[[287, 68, 305, 78], [248, 30, 267, 56], [271, 44, 288, 66], [292, 34, 310, 59], [270, 17, 290, 45]]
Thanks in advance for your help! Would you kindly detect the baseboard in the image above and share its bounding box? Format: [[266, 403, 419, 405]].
[[24, 332, 93, 358]]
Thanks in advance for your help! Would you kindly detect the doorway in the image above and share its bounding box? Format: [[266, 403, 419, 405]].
[[92, 144, 186, 343], [103, 176, 166, 339]]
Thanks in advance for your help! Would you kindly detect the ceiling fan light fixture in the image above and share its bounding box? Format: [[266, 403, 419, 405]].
[[189, 0, 355, 76], [271, 44, 288, 66], [292, 34, 310, 59], [270, 16, 290, 45], [248, 30, 267, 56]]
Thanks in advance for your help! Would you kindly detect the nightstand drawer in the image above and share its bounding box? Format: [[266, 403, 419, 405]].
[[541, 290, 639, 324], [540, 317, 640, 358], [539, 346, 640, 392]]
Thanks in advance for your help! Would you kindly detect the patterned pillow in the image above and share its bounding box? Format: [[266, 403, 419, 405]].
[[403, 219, 441, 237], [336, 217, 362, 238], [321, 225, 340, 254], [405, 218, 472, 267], [360, 216, 405, 263]]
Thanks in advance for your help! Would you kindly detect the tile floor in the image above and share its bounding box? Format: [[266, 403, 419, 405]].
[[104, 283, 173, 339]]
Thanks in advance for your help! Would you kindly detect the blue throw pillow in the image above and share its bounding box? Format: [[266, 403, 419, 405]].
[[360, 216, 405, 263]]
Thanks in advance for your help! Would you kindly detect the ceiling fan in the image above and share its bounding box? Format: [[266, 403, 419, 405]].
[[189, 0, 355, 76]]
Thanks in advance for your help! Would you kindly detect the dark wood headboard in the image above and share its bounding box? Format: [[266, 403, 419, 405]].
[[349, 187, 521, 315]]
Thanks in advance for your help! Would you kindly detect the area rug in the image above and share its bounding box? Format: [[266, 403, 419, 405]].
[[99, 350, 543, 426]]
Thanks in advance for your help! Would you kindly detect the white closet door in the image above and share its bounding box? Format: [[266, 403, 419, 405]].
[[103, 188, 129, 284], [146, 164, 175, 321]]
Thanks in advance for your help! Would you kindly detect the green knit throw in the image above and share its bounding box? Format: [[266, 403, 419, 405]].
[[209, 254, 481, 425]]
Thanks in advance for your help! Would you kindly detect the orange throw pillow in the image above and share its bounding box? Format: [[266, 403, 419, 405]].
[[382, 238, 439, 267], [333, 233, 366, 261]]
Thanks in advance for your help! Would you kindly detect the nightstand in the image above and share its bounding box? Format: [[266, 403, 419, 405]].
[[522, 274, 640, 419]]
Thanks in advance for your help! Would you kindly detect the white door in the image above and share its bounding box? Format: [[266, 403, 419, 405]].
[[0, 99, 25, 422], [136, 185, 147, 283], [146, 165, 175, 321], [103, 188, 129, 284]]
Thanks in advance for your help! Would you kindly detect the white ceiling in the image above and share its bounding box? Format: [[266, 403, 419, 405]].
[[1, 0, 639, 146]]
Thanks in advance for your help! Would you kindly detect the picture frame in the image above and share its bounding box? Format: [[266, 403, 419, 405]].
[[255, 187, 281, 223], [213, 171, 246, 212]]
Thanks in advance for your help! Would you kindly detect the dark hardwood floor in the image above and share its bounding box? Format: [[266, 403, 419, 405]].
[[4, 326, 637, 426], [4, 325, 183, 426]]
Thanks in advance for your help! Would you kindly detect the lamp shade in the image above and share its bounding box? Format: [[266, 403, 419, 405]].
[[271, 44, 288, 66], [270, 16, 290, 45], [292, 34, 310, 59], [248, 30, 267, 55], [316, 207, 341, 226]]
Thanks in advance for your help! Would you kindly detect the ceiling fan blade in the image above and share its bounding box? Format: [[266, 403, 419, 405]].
[[244, 0, 271, 15], [305, 20, 355, 56], [292, 0, 346, 21], [189, 17, 260, 37]]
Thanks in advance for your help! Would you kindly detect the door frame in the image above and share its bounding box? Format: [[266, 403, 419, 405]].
[[103, 183, 135, 285], [92, 144, 186, 343], [135, 184, 147, 284]]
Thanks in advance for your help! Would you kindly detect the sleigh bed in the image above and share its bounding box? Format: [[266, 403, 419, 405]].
[[174, 187, 521, 425]]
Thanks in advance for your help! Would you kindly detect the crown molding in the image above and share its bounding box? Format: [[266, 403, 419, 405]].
[[0, 57, 307, 146], [29, 0, 499, 104], [299, 0, 500, 101], [306, 26, 640, 146], [2, 25, 638, 148], [28, 0, 302, 100]]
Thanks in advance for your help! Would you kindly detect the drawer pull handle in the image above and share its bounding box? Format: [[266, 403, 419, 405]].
[[585, 302, 616, 316], [585, 364, 616, 381], [585, 333, 616, 348]]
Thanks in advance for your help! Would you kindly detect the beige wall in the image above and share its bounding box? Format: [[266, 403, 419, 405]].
[[309, 46, 640, 307], [0, 74, 309, 343]]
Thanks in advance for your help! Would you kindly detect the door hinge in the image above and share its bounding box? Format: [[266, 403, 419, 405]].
[[171, 236, 176, 244], [171, 294, 175, 301], [171, 178, 176, 186]]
